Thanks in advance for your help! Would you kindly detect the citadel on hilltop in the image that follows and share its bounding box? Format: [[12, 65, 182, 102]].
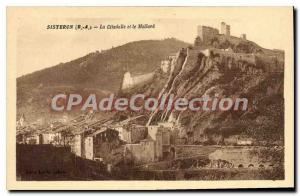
[[121, 22, 284, 91], [194, 22, 284, 59], [192, 22, 284, 73], [196, 22, 246, 45]]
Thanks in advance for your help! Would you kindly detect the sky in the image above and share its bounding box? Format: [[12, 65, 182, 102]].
[[15, 7, 293, 77]]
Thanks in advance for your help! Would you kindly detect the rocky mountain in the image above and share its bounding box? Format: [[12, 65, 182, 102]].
[[121, 35, 285, 145], [17, 32, 285, 145], [17, 38, 190, 122]]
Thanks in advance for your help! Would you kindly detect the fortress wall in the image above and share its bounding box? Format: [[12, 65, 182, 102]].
[[197, 26, 219, 43], [211, 48, 283, 72], [122, 72, 154, 90], [208, 147, 269, 168], [208, 37, 284, 72], [212, 48, 257, 65], [255, 54, 284, 72], [132, 72, 154, 84], [122, 72, 134, 89], [232, 53, 257, 65]]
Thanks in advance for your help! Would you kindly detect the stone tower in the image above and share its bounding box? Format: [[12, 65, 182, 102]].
[[225, 25, 230, 36], [221, 22, 226, 34], [240, 34, 247, 40], [197, 25, 219, 44], [220, 22, 230, 36]]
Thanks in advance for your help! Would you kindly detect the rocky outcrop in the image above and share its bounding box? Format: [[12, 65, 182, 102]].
[[143, 44, 284, 144]]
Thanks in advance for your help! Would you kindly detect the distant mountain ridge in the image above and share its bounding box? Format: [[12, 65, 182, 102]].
[[17, 38, 190, 121], [17, 38, 189, 91]]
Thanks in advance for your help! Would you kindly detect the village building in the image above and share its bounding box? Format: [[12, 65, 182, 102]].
[[23, 131, 43, 145], [83, 128, 120, 160], [124, 123, 175, 164], [147, 125, 163, 160], [50, 125, 75, 146], [112, 124, 125, 140], [121, 124, 148, 143], [124, 137, 156, 164], [60, 130, 74, 147], [16, 126, 32, 144], [17, 123, 75, 146], [109, 115, 146, 142], [16, 132, 26, 144], [71, 129, 86, 157], [167, 126, 187, 145], [41, 131, 56, 145], [84, 135, 94, 160]]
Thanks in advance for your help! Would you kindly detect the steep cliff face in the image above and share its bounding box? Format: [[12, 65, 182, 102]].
[[134, 45, 284, 144]]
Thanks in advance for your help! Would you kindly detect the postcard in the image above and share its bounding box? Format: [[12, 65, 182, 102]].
[[7, 7, 294, 190]]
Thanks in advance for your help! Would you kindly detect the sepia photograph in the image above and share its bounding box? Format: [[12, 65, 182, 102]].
[[6, 6, 294, 190]]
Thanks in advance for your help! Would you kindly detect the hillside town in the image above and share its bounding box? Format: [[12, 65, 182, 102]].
[[16, 22, 284, 179]]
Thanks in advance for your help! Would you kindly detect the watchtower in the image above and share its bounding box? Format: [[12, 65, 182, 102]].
[[220, 22, 230, 36], [197, 25, 219, 44], [240, 34, 247, 40]]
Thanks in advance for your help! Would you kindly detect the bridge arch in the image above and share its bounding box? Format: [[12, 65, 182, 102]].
[[248, 164, 254, 168]]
